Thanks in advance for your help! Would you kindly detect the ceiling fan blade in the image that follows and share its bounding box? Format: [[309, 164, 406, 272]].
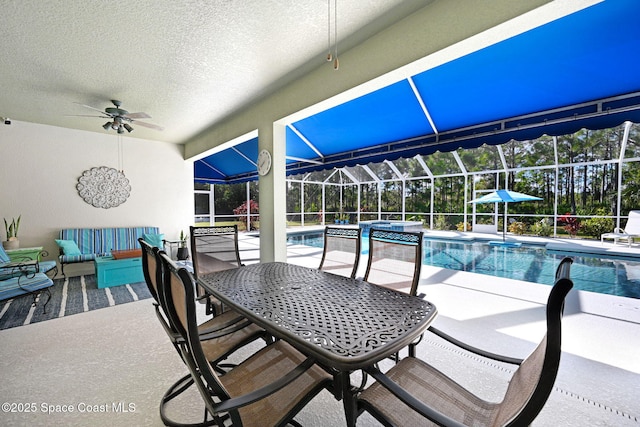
[[123, 112, 151, 119], [74, 102, 110, 115], [132, 120, 164, 131], [66, 114, 109, 118]]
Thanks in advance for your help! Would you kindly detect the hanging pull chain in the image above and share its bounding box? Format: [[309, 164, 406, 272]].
[[327, 0, 332, 61], [333, 0, 339, 70]]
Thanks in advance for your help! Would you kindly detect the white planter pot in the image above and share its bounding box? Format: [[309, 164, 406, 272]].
[[2, 238, 19, 250]]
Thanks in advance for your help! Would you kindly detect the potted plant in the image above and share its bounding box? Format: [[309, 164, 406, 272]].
[[177, 230, 189, 260], [3, 215, 21, 250]]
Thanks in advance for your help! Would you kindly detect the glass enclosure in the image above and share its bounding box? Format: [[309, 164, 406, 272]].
[[196, 122, 640, 238]]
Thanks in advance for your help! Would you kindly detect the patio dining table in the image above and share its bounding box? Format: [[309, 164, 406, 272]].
[[197, 261, 437, 426]]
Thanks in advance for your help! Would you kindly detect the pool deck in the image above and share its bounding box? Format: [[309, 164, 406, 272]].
[[1, 228, 637, 426], [243, 227, 640, 425]]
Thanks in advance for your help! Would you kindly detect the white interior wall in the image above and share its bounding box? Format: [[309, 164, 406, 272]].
[[0, 120, 193, 275]]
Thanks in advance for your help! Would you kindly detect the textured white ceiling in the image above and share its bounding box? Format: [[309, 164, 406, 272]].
[[0, 0, 430, 143]]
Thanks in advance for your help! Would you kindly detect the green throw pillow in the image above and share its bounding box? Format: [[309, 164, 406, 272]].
[[143, 233, 165, 248], [55, 239, 82, 256]]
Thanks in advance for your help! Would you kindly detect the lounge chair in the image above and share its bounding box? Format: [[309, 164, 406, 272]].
[[601, 210, 640, 247]]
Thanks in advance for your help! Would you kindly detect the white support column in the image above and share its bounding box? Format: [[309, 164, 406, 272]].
[[321, 181, 326, 226], [471, 175, 476, 227], [378, 183, 382, 221], [553, 136, 559, 237], [617, 121, 632, 229], [210, 186, 215, 225], [415, 155, 435, 229], [452, 151, 468, 231], [430, 177, 434, 229], [301, 179, 305, 227], [259, 122, 287, 263], [245, 181, 251, 230], [385, 160, 406, 221], [357, 183, 362, 223], [497, 145, 509, 235]]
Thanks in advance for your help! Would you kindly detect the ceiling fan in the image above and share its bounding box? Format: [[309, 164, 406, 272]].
[[73, 99, 164, 133]]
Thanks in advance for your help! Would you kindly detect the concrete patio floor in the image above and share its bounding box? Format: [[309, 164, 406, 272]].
[[279, 227, 640, 425], [0, 228, 637, 426]]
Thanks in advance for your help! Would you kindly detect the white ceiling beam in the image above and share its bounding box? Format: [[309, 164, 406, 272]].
[[408, 76, 438, 135], [451, 151, 468, 175], [197, 160, 226, 177], [361, 165, 380, 182], [232, 146, 257, 167], [415, 155, 434, 178], [340, 167, 360, 184], [286, 155, 324, 165], [288, 124, 324, 158], [384, 159, 405, 180]]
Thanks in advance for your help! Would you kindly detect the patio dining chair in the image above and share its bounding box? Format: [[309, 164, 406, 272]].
[[363, 229, 424, 297], [159, 252, 333, 427], [190, 225, 244, 315], [356, 257, 574, 427], [139, 239, 269, 427], [139, 238, 254, 339], [361, 228, 424, 363], [318, 226, 362, 278]]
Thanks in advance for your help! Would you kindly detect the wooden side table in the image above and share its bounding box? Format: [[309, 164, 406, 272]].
[[6, 246, 44, 262]]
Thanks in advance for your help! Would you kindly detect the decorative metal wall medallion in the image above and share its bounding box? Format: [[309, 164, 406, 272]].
[[77, 166, 131, 209]]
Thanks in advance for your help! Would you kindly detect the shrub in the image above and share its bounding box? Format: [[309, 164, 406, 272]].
[[508, 221, 527, 235], [558, 213, 580, 237], [531, 218, 553, 236], [581, 211, 614, 238], [456, 222, 472, 232], [434, 215, 449, 230], [234, 200, 259, 231]]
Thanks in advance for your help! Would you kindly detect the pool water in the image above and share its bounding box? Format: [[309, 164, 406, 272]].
[[287, 232, 640, 299]]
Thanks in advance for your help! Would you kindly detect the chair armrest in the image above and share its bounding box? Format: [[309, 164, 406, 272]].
[[428, 326, 523, 365], [0, 260, 40, 277], [363, 364, 467, 427], [153, 305, 182, 344], [198, 319, 254, 340], [613, 227, 627, 234], [212, 357, 317, 413]]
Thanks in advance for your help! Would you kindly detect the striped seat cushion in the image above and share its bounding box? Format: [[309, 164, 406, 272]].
[[0, 273, 54, 301]]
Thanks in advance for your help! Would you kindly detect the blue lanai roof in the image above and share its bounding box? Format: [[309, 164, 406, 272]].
[[195, 0, 640, 184]]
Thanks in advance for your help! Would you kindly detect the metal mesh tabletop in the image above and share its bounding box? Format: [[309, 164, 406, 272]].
[[198, 262, 437, 370]]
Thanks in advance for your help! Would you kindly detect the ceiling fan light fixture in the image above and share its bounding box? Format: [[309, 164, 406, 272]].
[[75, 100, 162, 133]]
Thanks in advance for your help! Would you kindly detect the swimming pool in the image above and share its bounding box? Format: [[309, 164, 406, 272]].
[[286, 231, 640, 299]]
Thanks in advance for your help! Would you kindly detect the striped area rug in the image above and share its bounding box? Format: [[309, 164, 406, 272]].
[[0, 275, 151, 330]]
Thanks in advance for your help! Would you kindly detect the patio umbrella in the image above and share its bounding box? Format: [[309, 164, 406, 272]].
[[470, 189, 542, 242]]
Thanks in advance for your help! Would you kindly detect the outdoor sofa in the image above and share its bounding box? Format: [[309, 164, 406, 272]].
[[56, 226, 161, 277]]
